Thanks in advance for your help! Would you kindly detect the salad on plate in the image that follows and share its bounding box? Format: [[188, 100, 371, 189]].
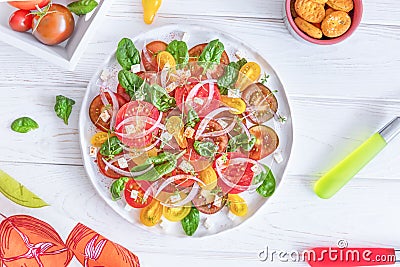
[[87, 35, 284, 236]]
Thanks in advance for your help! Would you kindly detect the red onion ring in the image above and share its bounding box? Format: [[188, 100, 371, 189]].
[[115, 112, 164, 139], [101, 158, 153, 177], [199, 118, 236, 138], [164, 183, 200, 208], [195, 107, 231, 140]]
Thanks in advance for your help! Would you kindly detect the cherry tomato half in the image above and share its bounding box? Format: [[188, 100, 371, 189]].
[[162, 205, 191, 222], [140, 200, 163, 227], [248, 125, 279, 160], [8, 0, 49, 10], [124, 179, 152, 208], [141, 41, 167, 71], [9, 10, 33, 32], [228, 194, 248, 217], [156, 51, 176, 69]]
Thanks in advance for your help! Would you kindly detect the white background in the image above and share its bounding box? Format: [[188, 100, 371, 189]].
[[0, 0, 400, 266]]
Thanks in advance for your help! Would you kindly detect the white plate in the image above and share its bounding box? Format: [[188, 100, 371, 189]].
[[0, 0, 114, 70], [79, 24, 293, 237]]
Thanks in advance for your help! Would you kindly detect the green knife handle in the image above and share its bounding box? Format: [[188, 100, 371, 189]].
[[314, 133, 387, 199]]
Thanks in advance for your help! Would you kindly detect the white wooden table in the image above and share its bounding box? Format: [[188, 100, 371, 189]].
[[1, 0, 400, 266]]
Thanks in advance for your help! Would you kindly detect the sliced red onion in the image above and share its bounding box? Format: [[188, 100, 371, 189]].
[[199, 118, 236, 138], [121, 138, 160, 153], [100, 88, 119, 129], [155, 175, 205, 197], [237, 118, 251, 138], [116, 116, 159, 131], [143, 179, 161, 202], [166, 183, 200, 207], [186, 79, 217, 104], [142, 41, 153, 66], [101, 158, 153, 177], [115, 112, 164, 139], [195, 107, 231, 140]]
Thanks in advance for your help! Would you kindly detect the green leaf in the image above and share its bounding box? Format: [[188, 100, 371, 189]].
[[256, 165, 276, 198], [193, 141, 218, 158], [11, 117, 39, 133], [118, 70, 148, 99], [67, 0, 98, 15], [149, 84, 176, 112], [217, 58, 247, 95], [227, 134, 256, 152], [185, 107, 200, 128], [181, 207, 200, 236], [54, 95, 75, 125], [166, 40, 189, 65], [110, 177, 129, 201], [116, 38, 141, 70], [100, 136, 123, 157], [198, 39, 225, 71], [0, 170, 48, 208]]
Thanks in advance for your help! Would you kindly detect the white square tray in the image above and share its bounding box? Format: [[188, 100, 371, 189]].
[[0, 0, 114, 70]]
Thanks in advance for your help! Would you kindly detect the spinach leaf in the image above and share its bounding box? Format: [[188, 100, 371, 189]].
[[54, 95, 75, 125], [185, 107, 200, 128], [68, 0, 98, 15], [118, 70, 149, 99], [100, 136, 123, 158], [181, 207, 200, 236], [11, 117, 39, 133], [255, 165, 276, 198], [217, 58, 247, 95], [149, 84, 177, 112], [198, 39, 225, 71], [227, 134, 256, 152], [166, 40, 189, 65], [116, 38, 141, 70], [110, 177, 129, 201], [193, 141, 218, 158]]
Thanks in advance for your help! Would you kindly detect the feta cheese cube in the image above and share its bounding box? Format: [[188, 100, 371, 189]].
[[183, 127, 195, 139], [170, 194, 181, 203], [251, 164, 262, 176], [89, 146, 97, 158], [161, 131, 173, 142], [118, 157, 129, 169], [124, 204, 133, 211], [214, 196, 222, 208], [217, 119, 228, 128], [125, 124, 136, 135], [193, 97, 204, 105], [179, 160, 194, 173], [100, 110, 111, 123], [228, 88, 241, 98], [182, 32, 190, 42], [130, 190, 139, 200], [130, 64, 141, 73], [235, 50, 245, 60], [203, 218, 212, 229], [274, 152, 283, 164], [227, 211, 236, 221], [100, 69, 110, 81]]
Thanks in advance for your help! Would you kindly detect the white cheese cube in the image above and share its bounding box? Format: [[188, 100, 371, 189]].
[[227, 211, 237, 221], [182, 32, 190, 42], [130, 64, 141, 73], [89, 146, 97, 158], [183, 127, 195, 139], [179, 160, 194, 173], [161, 131, 173, 142], [100, 110, 111, 123], [203, 218, 212, 229], [228, 88, 241, 98], [130, 190, 139, 200], [214, 196, 222, 208], [125, 124, 136, 135], [235, 50, 245, 60], [193, 97, 204, 105], [216, 119, 228, 128], [251, 164, 262, 176], [170, 194, 181, 203], [100, 69, 110, 81], [274, 152, 283, 164], [118, 157, 129, 169], [124, 204, 133, 211]]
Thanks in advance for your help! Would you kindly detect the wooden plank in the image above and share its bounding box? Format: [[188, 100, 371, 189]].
[[1, 161, 400, 266]]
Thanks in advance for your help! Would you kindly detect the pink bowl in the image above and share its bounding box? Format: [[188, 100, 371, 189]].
[[285, 0, 363, 45]]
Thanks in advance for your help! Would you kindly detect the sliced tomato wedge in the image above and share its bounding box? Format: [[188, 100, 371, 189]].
[[248, 125, 279, 160], [170, 169, 195, 187], [188, 43, 230, 78], [115, 101, 160, 147], [142, 41, 167, 71], [96, 152, 126, 179], [215, 152, 255, 194], [124, 179, 153, 208], [192, 190, 227, 214]]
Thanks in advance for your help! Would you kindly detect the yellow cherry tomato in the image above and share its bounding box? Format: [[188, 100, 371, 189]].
[[199, 166, 218, 190], [90, 132, 112, 147], [175, 127, 188, 149], [140, 200, 163, 227], [163, 205, 191, 222], [220, 95, 247, 115], [142, 0, 162, 24], [156, 51, 176, 70], [228, 194, 248, 217], [166, 116, 184, 135], [236, 62, 261, 90]]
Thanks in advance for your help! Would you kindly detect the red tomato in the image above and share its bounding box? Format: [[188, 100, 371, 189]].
[[117, 84, 131, 102], [32, 4, 75, 46], [115, 101, 160, 147], [215, 152, 255, 194], [188, 43, 230, 78], [124, 179, 152, 208], [141, 41, 167, 71], [96, 152, 125, 179], [171, 169, 195, 187], [8, 0, 49, 10], [248, 125, 279, 160], [9, 10, 33, 32], [192, 191, 227, 215]]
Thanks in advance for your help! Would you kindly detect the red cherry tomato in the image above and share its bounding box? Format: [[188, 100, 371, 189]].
[[8, 0, 50, 10], [124, 179, 153, 208], [141, 41, 167, 71], [9, 10, 33, 32]]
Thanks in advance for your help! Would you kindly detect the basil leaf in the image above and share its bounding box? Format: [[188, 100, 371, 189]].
[[100, 136, 123, 157], [198, 39, 225, 70], [181, 207, 200, 236], [11, 117, 38, 133], [185, 107, 200, 128], [193, 141, 218, 158], [256, 165, 276, 198], [110, 177, 129, 201], [54, 95, 75, 125], [118, 70, 149, 99], [68, 0, 98, 15], [227, 133, 256, 152], [217, 58, 247, 95], [116, 38, 141, 70], [166, 40, 189, 65], [149, 84, 176, 112]]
